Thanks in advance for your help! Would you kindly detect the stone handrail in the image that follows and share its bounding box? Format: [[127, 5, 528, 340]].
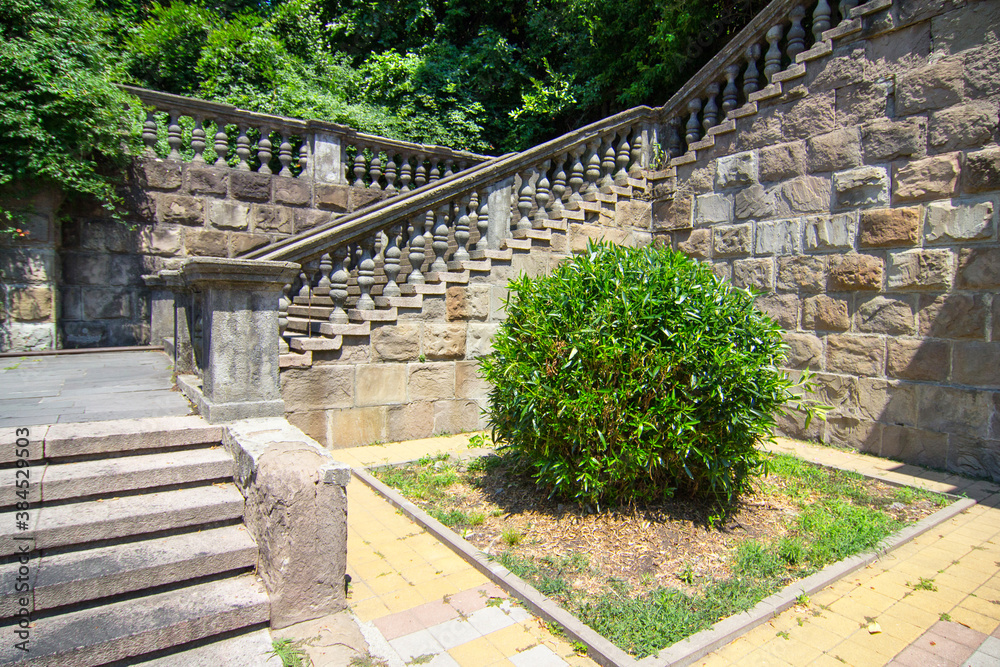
[[124, 85, 492, 189]]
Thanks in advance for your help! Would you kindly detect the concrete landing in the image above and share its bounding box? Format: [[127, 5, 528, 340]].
[[0, 350, 192, 427]]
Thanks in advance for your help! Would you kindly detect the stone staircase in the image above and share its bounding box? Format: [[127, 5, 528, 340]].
[[0, 417, 270, 666]]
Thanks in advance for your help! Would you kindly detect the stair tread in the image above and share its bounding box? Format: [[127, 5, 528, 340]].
[[0, 525, 257, 616], [38, 416, 222, 461], [129, 627, 274, 667], [0, 574, 268, 666], [0, 485, 245, 556]]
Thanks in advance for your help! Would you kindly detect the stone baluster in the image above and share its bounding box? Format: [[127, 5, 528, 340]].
[[743, 44, 762, 98], [383, 226, 403, 297], [329, 247, 350, 323], [702, 83, 720, 132], [584, 140, 601, 198], [431, 203, 450, 272], [236, 126, 252, 170], [615, 131, 631, 184], [722, 64, 741, 117], [567, 144, 586, 208], [764, 24, 784, 83], [550, 153, 567, 217], [369, 151, 382, 190], [353, 145, 367, 187], [443, 158, 454, 178], [298, 141, 308, 175], [278, 282, 291, 353], [629, 130, 643, 175], [191, 116, 207, 163], [477, 190, 491, 251], [429, 159, 441, 182], [516, 170, 534, 230], [813, 0, 832, 40], [407, 214, 427, 284], [297, 265, 312, 299], [414, 155, 428, 188], [839, 0, 858, 22], [399, 154, 413, 192], [167, 111, 183, 160], [257, 127, 273, 175], [277, 133, 293, 176], [787, 5, 807, 62], [384, 154, 398, 194], [314, 253, 332, 296], [666, 117, 682, 158], [142, 110, 158, 157], [685, 98, 702, 146], [600, 134, 616, 192], [214, 120, 230, 166], [454, 195, 471, 263], [356, 236, 376, 310], [534, 161, 552, 223]]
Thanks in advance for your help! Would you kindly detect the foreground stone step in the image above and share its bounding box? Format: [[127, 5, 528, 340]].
[[0, 448, 234, 507], [129, 627, 274, 666], [0, 574, 269, 666], [0, 524, 257, 617], [0, 484, 244, 557]]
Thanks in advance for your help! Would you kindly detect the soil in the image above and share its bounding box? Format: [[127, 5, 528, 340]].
[[381, 452, 947, 600]]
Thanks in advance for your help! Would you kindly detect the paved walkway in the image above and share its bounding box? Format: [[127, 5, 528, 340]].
[[334, 435, 1000, 667], [0, 350, 193, 427]]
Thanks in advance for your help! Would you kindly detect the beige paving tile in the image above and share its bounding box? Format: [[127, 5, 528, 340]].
[[448, 635, 508, 665]]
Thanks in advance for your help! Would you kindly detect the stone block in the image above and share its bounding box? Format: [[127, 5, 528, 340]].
[[253, 205, 294, 234], [827, 254, 883, 291], [285, 412, 328, 448], [407, 362, 456, 401], [782, 91, 836, 140], [315, 185, 349, 212], [835, 81, 891, 127], [652, 197, 692, 232], [79, 221, 137, 254], [737, 113, 783, 150], [62, 321, 105, 347], [956, 248, 1000, 288], [274, 179, 311, 206], [994, 296, 1000, 342], [183, 229, 228, 257], [780, 175, 832, 214], [371, 323, 420, 361], [755, 293, 798, 329], [807, 45, 864, 91], [929, 101, 998, 152], [62, 253, 110, 286], [432, 399, 480, 435], [207, 199, 250, 230], [356, 364, 407, 406], [896, 57, 965, 115], [887, 249, 953, 290], [230, 232, 269, 257], [856, 295, 915, 335], [861, 117, 927, 163], [802, 214, 857, 252], [569, 224, 634, 253], [833, 166, 889, 209], [918, 293, 987, 340], [107, 255, 142, 286], [887, 338, 949, 382], [455, 360, 490, 400], [953, 342, 1000, 388], [734, 184, 780, 220], [422, 323, 466, 360], [329, 407, 387, 448], [881, 425, 947, 469], [861, 207, 923, 249], [755, 219, 799, 256], [349, 187, 386, 211], [782, 332, 823, 370], [917, 385, 992, 438], [807, 128, 862, 173], [932, 0, 1000, 55], [402, 295, 445, 322], [758, 141, 807, 182], [280, 365, 354, 411], [139, 160, 182, 190], [9, 286, 52, 321], [230, 171, 272, 202], [61, 287, 82, 320], [676, 229, 711, 258], [713, 223, 753, 257], [186, 167, 228, 195], [824, 416, 881, 452], [775, 406, 823, 441], [948, 434, 1000, 483], [777, 254, 826, 292], [826, 334, 886, 376], [446, 285, 489, 321], [865, 21, 930, 77], [0, 248, 54, 284], [157, 194, 204, 226], [140, 225, 182, 256], [715, 151, 757, 189], [681, 161, 715, 193], [803, 295, 850, 331], [924, 197, 996, 243], [963, 147, 1000, 194], [82, 287, 130, 320], [711, 261, 731, 282], [893, 154, 961, 203], [693, 193, 733, 225], [857, 378, 918, 425], [614, 200, 651, 228], [294, 209, 331, 234], [964, 40, 1000, 98], [466, 322, 498, 359], [387, 402, 435, 442]]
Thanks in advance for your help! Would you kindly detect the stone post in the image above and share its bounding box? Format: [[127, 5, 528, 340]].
[[312, 131, 347, 185], [179, 257, 300, 423], [486, 177, 514, 249]]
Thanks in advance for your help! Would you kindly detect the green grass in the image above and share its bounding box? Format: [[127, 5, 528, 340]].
[[428, 509, 486, 528], [496, 551, 589, 599], [270, 639, 309, 667], [375, 454, 458, 501]]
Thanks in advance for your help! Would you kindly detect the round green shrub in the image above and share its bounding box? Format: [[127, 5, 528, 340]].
[[480, 241, 810, 508]]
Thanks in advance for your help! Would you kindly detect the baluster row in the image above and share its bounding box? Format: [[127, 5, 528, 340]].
[[345, 144, 471, 193]]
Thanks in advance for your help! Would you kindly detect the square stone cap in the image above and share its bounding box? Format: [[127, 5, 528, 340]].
[[182, 257, 300, 289]]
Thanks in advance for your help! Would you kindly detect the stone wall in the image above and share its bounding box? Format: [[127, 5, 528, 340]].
[[55, 159, 389, 349], [652, 0, 1000, 479]]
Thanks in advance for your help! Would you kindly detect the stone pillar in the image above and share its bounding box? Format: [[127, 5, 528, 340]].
[[0, 188, 62, 352], [143, 273, 172, 348], [486, 177, 514, 250], [312, 131, 346, 185], [179, 257, 299, 423]]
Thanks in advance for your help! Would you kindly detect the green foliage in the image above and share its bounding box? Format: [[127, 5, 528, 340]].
[[480, 242, 815, 508], [795, 499, 900, 566], [269, 638, 310, 667], [0, 0, 137, 228]]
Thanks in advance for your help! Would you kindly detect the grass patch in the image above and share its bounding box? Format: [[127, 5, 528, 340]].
[[270, 639, 309, 667]]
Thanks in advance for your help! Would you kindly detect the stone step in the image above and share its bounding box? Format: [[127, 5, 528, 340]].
[[501, 237, 532, 251], [374, 294, 423, 309], [0, 447, 233, 507], [0, 484, 245, 557], [0, 574, 268, 667], [424, 270, 469, 284], [0, 525, 257, 617], [348, 308, 398, 323], [319, 321, 371, 337], [289, 335, 343, 352], [288, 304, 335, 319], [470, 249, 513, 261], [129, 627, 274, 667]]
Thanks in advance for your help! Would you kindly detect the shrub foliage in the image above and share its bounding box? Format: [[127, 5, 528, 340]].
[[480, 242, 809, 508]]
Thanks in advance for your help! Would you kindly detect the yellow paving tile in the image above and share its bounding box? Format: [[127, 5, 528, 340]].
[[809, 654, 851, 666], [485, 623, 539, 654], [730, 647, 794, 666], [761, 637, 822, 664], [948, 606, 1000, 634], [826, 640, 888, 667], [442, 567, 492, 591], [783, 622, 844, 652], [351, 596, 391, 622], [380, 585, 426, 613], [960, 594, 1000, 618], [808, 610, 864, 637], [449, 635, 507, 665]]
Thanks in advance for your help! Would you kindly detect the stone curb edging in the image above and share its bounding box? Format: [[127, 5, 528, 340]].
[[353, 466, 975, 667]]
